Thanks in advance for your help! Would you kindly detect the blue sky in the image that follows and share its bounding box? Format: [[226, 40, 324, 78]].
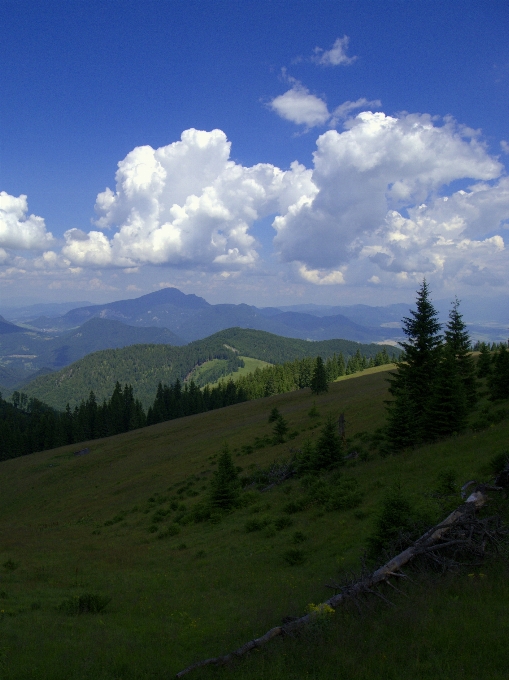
[[1, 0, 508, 307]]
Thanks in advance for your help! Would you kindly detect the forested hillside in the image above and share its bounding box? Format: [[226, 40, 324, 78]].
[[19, 328, 398, 409]]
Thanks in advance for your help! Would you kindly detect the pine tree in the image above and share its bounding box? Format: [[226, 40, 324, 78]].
[[488, 345, 509, 400], [426, 345, 468, 440], [386, 280, 442, 448], [312, 415, 344, 470], [209, 444, 240, 510], [444, 297, 477, 406], [272, 414, 289, 444], [477, 343, 492, 379], [310, 356, 328, 395]]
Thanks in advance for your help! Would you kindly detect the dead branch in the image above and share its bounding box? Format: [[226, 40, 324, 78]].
[[175, 482, 505, 678]]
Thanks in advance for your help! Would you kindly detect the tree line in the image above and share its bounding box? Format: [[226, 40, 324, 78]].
[[0, 346, 395, 462], [384, 281, 509, 451]]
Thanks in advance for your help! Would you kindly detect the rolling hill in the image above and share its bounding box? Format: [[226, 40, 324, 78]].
[[0, 368, 507, 679], [18, 327, 399, 409]]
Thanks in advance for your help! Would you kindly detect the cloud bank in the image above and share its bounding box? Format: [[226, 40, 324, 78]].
[[2, 111, 509, 296]]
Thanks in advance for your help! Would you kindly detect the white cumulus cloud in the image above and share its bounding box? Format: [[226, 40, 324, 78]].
[[63, 128, 316, 270], [311, 36, 357, 66], [269, 83, 330, 127], [0, 192, 54, 251]]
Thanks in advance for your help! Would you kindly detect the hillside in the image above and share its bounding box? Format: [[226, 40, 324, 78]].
[[0, 369, 507, 679], [18, 328, 398, 409], [0, 318, 184, 389]]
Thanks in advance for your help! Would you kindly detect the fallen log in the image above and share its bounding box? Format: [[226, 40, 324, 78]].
[[175, 481, 504, 678]]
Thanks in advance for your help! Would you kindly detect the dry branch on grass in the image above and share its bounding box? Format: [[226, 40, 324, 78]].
[[176, 476, 508, 678]]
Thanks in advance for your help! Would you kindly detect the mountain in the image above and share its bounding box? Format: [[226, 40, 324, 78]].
[[24, 288, 400, 343], [1, 300, 92, 324], [18, 327, 399, 409], [0, 317, 184, 389], [0, 315, 26, 335]]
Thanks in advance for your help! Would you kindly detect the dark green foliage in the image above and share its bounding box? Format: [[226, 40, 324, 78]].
[[272, 414, 289, 444], [268, 407, 281, 423], [310, 356, 328, 395], [477, 343, 492, 379], [58, 593, 111, 615], [385, 284, 477, 451], [434, 469, 457, 495], [386, 280, 442, 448], [366, 485, 418, 561], [274, 516, 293, 530], [20, 327, 399, 410], [283, 548, 306, 565], [209, 445, 240, 510], [489, 450, 509, 476], [426, 346, 468, 440], [308, 402, 320, 418], [445, 298, 477, 407], [244, 518, 270, 532], [488, 345, 509, 400], [313, 415, 344, 470], [3, 560, 18, 571]]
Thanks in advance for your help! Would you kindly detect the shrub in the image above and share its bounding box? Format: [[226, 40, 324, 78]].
[[366, 484, 423, 561], [2, 560, 18, 571], [274, 516, 293, 531], [59, 593, 111, 615], [245, 518, 270, 533], [283, 549, 306, 566], [157, 525, 180, 539], [292, 531, 306, 544], [283, 499, 307, 514], [489, 450, 509, 476]]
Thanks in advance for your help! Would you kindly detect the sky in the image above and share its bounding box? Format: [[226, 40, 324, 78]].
[[1, 0, 508, 309]]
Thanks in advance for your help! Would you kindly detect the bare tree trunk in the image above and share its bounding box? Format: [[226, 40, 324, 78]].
[[176, 483, 502, 678]]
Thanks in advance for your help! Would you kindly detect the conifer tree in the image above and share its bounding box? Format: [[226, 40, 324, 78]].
[[272, 414, 289, 444], [444, 297, 477, 406], [209, 444, 240, 510], [312, 415, 343, 470], [310, 356, 328, 395], [477, 343, 492, 379], [386, 280, 442, 448], [426, 345, 468, 440], [488, 345, 509, 400]]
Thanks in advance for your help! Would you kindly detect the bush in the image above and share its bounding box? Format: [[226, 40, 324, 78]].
[[366, 484, 423, 561], [489, 450, 509, 476], [283, 499, 307, 514], [157, 524, 180, 539], [283, 548, 306, 566], [245, 518, 270, 533], [59, 593, 111, 615], [274, 516, 293, 531]]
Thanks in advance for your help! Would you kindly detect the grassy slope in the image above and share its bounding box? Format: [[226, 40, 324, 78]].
[[0, 369, 507, 679]]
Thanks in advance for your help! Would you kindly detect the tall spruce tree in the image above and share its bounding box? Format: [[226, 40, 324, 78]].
[[310, 356, 328, 395], [312, 415, 344, 470], [426, 345, 468, 440], [209, 444, 240, 510], [444, 297, 477, 407], [386, 280, 442, 448], [489, 345, 509, 400]]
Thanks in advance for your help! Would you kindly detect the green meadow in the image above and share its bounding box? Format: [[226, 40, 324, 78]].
[[0, 368, 508, 679]]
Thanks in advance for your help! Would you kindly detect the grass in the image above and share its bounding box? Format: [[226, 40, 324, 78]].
[[206, 356, 272, 387], [0, 368, 507, 679]]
